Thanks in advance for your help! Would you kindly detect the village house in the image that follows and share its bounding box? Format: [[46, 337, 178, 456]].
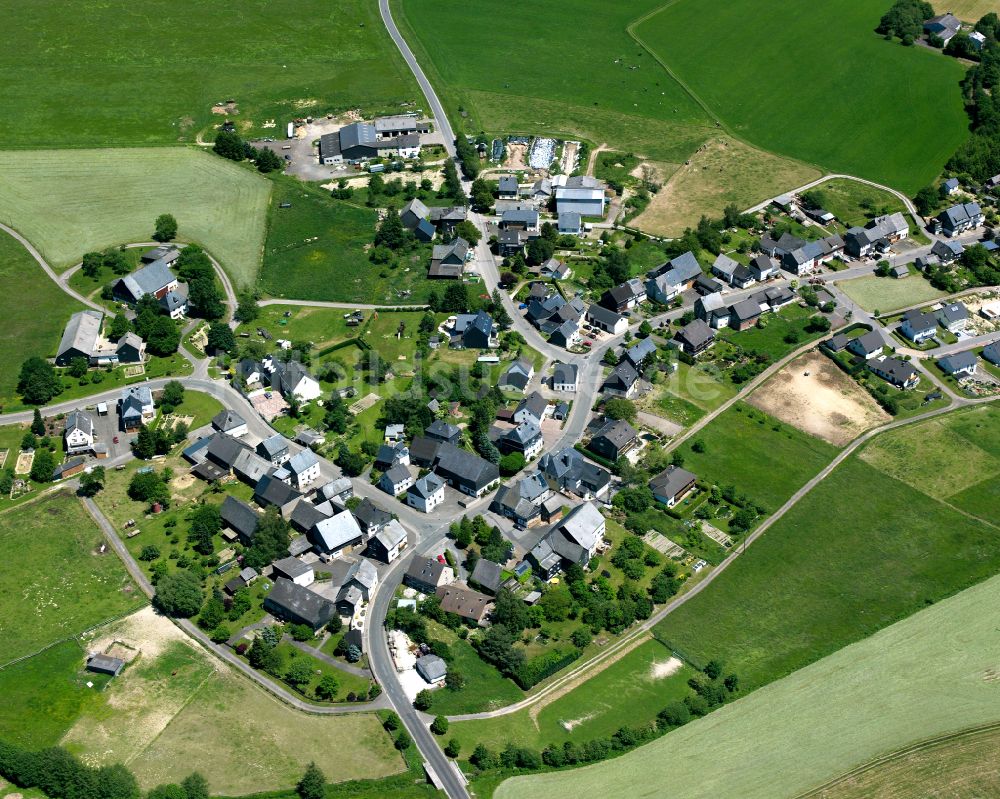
[[848, 329, 887, 360], [264, 579, 336, 631], [499, 420, 544, 460], [353, 498, 392, 537], [588, 417, 639, 463], [404, 556, 455, 595], [112, 257, 181, 305], [553, 175, 607, 217], [56, 310, 146, 367], [674, 319, 716, 356], [275, 448, 321, 490], [624, 337, 657, 370], [552, 362, 578, 392], [64, 409, 101, 456], [436, 583, 494, 624], [586, 304, 628, 335], [426, 419, 462, 444], [211, 409, 248, 438], [119, 385, 155, 431], [845, 213, 909, 258], [336, 558, 379, 617], [529, 502, 606, 578], [695, 293, 730, 329], [600, 278, 647, 313], [645, 251, 703, 303], [601, 361, 640, 398], [253, 474, 303, 517], [406, 472, 446, 514], [935, 202, 983, 237], [367, 518, 408, 563], [310, 510, 364, 556], [256, 434, 291, 465], [497, 175, 519, 200], [271, 556, 314, 587], [429, 238, 469, 279], [220, 495, 260, 545], [470, 558, 502, 595], [261, 358, 322, 404], [538, 447, 611, 500], [433, 442, 500, 498], [935, 302, 969, 334], [378, 463, 414, 496], [931, 239, 964, 265], [514, 391, 550, 426], [450, 310, 497, 349], [649, 464, 698, 507], [499, 357, 534, 392], [490, 470, 551, 528], [983, 341, 1000, 366]]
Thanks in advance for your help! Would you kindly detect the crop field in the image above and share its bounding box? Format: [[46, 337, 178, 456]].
[[654, 408, 1000, 692], [812, 724, 1000, 798], [0, 0, 418, 148], [936, 0, 998, 21], [394, 0, 713, 163], [0, 491, 144, 664], [0, 148, 270, 286], [0, 230, 85, 410], [634, 0, 968, 192], [451, 637, 694, 752], [675, 403, 839, 513], [633, 137, 821, 235], [261, 177, 436, 303], [837, 274, 947, 313], [496, 568, 1000, 799]]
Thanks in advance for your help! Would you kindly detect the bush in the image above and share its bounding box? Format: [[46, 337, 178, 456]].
[[430, 715, 449, 735], [152, 570, 203, 618]]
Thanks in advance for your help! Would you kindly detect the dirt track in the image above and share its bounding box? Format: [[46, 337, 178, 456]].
[[749, 352, 890, 446]]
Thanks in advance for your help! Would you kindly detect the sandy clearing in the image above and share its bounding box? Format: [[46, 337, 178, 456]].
[[560, 712, 596, 732], [748, 351, 890, 446], [649, 656, 683, 680], [83, 606, 189, 662], [528, 632, 650, 726]]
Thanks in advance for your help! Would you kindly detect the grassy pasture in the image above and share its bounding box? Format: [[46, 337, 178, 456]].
[[837, 274, 947, 313], [654, 409, 1000, 691], [394, 0, 712, 162], [0, 492, 144, 664], [261, 177, 437, 303], [0, 229, 85, 409], [634, 0, 968, 192], [0, 148, 270, 286], [810, 178, 908, 228], [496, 568, 1000, 799], [0, 0, 418, 148], [675, 403, 839, 513]]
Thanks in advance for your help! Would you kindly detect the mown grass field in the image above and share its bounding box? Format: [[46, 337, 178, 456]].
[[810, 178, 907, 228], [0, 492, 144, 664], [0, 0, 418, 148], [0, 148, 270, 286], [451, 637, 694, 752], [634, 0, 968, 192], [0, 230, 85, 410], [261, 177, 437, 303], [675, 403, 839, 513], [496, 567, 1000, 799], [837, 274, 947, 313], [394, 0, 713, 163], [655, 405, 1000, 691]]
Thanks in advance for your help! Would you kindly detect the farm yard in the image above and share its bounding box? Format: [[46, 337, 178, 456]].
[[654, 405, 1000, 693], [0, 0, 419, 148], [632, 137, 821, 236], [0, 148, 270, 287], [748, 351, 891, 446], [495, 568, 1000, 799], [836, 274, 947, 313], [634, 0, 968, 192], [0, 229, 85, 410], [0, 491, 145, 665]]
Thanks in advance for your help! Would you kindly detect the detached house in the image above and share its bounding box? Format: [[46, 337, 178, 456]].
[[404, 556, 455, 595], [212, 410, 248, 438], [900, 309, 938, 344], [112, 258, 180, 304], [499, 357, 534, 392], [586, 304, 628, 335], [600, 278, 646, 313], [490, 471, 551, 528], [552, 362, 578, 392], [64, 410, 97, 456], [433, 442, 500, 498], [119, 386, 155, 431], [277, 448, 321, 490], [378, 464, 414, 496], [264, 579, 335, 631], [649, 464, 698, 507], [935, 302, 969, 333], [538, 448, 611, 500], [869, 357, 919, 389], [845, 213, 909, 258], [623, 337, 657, 370], [932, 239, 964, 265], [499, 421, 544, 460], [429, 238, 469, 279], [938, 351, 978, 377], [588, 418, 639, 463], [264, 358, 322, 404], [436, 584, 494, 624], [368, 518, 408, 562], [695, 293, 730, 329], [452, 310, 497, 349], [674, 319, 715, 356], [645, 252, 702, 303], [601, 361, 640, 398], [310, 510, 364, 556], [847, 330, 887, 360], [514, 391, 550, 426], [529, 502, 606, 578]]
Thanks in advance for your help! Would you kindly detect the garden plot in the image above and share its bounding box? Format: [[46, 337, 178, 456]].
[[748, 351, 890, 446], [349, 392, 381, 414]]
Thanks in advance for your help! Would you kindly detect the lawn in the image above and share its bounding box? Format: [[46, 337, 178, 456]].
[[0, 639, 111, 749], [0, 148, 270, 286], [260, 176, 437, 303], [0, 230, 86, 410], [837, 274, 947, 313], [634, 0, 968, 192], [495, 568, 1000, 799], [0, 0, 418, 148], [0, 491, 145, 664], [675, 403, 839, 513], [717, 304, 828, 361], [654, 436, 1000, 692], [451, 637, 695, 753], [658, 359, 738, 417]]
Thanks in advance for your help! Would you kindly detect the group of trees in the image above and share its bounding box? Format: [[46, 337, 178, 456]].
[[243, 507, 291, 570], [128, 468, 171, 509], [454, 136, 480, 179], [17, 357, 62, 405], [0, 738, 213, 799], [212, 130, 283, 173], [81, 246, 131, 279], [926, 242, 1000, 291], [132, 422, 187, 460], [132, 295, 181, 356], [876, 0, 933, 43], [174, 245, 225, 321]]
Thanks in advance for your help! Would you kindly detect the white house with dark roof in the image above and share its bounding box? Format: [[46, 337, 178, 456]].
[[257, 434, 291, 465], [601, 362, 640, 398], [378, 463, 414, 496], [119, 386, 155, 431], [281, 448, 321, 490], [499, 357, 534, 392], [212, 409, 248, 438], [64, 410, 96, 455], [649, 464, 698, 507], [900, 309, 938, 344], [869, 357, 919, 389], [935, 302, 969, 334], [847, 330, 887, 360], [936, 202, 983, 237], [272, 556, 314, 587], [552, 362, 578, 392], [938, 351, 978, 377], [406, 472, 446, 513], [310, 510, 364, 555], [586, 304, 628, 335], [500, 420, 544, 460], [514, 391, 550, 426]]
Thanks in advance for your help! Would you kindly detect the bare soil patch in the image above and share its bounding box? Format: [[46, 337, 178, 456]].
[[83, 606, 188, 662], [632, 136, 820, 236], [649, 656, 683, 680], [14, 450, 32, 475], [748, 351, 890, 446]]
